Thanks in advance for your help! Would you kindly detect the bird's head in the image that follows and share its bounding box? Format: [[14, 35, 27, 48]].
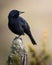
[[8, 10, 24, 19]]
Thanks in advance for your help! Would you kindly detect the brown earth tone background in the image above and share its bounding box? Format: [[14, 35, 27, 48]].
[[0, 0, 52, 65]]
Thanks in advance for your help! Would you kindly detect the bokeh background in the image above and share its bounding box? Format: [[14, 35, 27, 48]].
[[0, 0, 52, 65]]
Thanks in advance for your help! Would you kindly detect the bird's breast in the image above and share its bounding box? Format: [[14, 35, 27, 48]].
[[8, 22, 17, 34]]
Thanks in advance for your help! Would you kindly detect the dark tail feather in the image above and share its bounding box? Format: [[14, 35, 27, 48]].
[[28, 33, 37, 45]]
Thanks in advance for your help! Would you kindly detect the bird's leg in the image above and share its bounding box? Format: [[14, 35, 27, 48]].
[[13, 36, 20, 40], [18, 35, 23, 41], [18, 35, 20, 38]]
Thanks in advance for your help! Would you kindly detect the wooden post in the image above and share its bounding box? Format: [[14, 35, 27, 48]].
[[7, 37, 27, 65]]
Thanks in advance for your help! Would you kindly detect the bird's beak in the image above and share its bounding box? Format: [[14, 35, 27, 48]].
[[19, 11, 24, 15]]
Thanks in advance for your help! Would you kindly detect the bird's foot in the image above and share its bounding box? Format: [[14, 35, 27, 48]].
[[14, 36, 22, 41]]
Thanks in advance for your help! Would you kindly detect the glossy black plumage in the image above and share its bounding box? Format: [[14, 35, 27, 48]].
[[8, 10, 37, 45]]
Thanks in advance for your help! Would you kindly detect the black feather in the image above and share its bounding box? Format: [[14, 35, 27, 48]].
[[8, 10, 37, 45]]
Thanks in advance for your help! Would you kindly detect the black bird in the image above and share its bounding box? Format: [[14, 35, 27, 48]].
[[8, 10, 37, 45]]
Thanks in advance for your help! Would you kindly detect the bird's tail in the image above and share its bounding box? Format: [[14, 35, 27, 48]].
[[28, 33, 37, 45]]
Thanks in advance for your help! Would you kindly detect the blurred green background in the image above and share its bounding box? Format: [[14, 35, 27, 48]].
[[0, 0, 52, 65]]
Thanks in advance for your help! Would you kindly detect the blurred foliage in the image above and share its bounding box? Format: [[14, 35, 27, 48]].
[[28, 43, 50, 65], [27, 29, 50, 65], [28, 44, 36, 57], [30, 58, 36, 65]]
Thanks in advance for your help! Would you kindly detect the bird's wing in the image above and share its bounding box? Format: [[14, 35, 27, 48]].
[[15, 23, 24, 35], [19, 24, 24, 34], [19, 16, 30, 30]]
